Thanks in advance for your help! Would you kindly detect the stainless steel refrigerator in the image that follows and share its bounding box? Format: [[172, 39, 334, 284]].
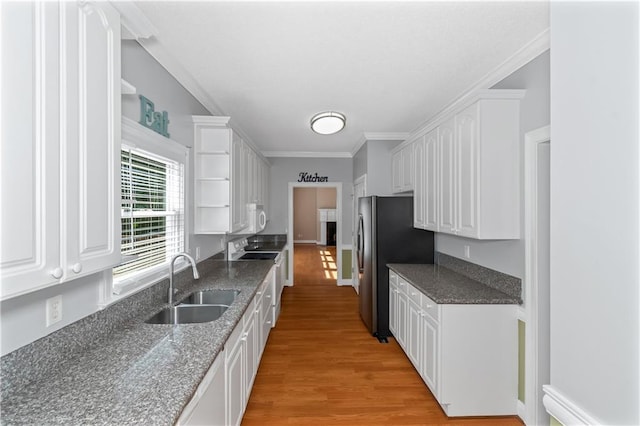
[[356, 196, 434, 341]]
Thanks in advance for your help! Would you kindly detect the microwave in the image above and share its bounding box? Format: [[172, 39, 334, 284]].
[[246, 203, 267, 233]]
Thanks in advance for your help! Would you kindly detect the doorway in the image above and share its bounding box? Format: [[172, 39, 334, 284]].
[[287, 182, 342, 286], [523, 125, 550, 426]]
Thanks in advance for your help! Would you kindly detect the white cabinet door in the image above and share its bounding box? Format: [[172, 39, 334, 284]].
[[1, 2, 61, 297], [391, 150, 402, 193], [1, 1, 120, 299], [421, 315, 438, 397], [180, 353, 226, 426], [389, 277, 398, 336], [455, 103, 479, 238], [396, 287, 408, 350], [407, 297, 422, 370], [244, 307, 258, 395], [401, 144, 414, 192], [438, 118, 456, 234], [424, 128, 439, 232], [63, 0, 121, 279], [226, 327, 245, 426], [413, 138, 425, 229], [231, 136, 244, 232]]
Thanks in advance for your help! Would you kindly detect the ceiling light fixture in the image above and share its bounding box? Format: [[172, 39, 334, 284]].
[[310, 111, 346, 135]]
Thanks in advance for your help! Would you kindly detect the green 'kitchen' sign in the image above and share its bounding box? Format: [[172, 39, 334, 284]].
[[139, 95, 170, 137]]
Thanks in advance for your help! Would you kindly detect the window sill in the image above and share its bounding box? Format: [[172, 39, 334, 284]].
[[98, 262, 190, 310]]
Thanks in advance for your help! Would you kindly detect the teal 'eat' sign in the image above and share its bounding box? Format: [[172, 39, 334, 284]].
[[139, 95, 170, 137]]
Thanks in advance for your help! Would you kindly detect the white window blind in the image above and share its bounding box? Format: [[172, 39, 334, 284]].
[[113, 145, 184, 286]]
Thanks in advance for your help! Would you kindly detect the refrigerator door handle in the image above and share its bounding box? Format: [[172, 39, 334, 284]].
[[357, 214, 364, 272]]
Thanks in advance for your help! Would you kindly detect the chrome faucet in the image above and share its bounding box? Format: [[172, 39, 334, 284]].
[[169, 253, 200, 305]]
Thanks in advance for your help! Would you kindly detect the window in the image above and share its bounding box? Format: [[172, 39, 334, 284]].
[[110, 118, 188, 296]]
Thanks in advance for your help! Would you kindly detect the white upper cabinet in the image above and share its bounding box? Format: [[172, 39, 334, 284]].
[[416, 90, 523, 239], [391, 142, 414, 194], [413, 138, 425, 228], [0, 1, 121, 300], [63, 1, 122, 277], [193, 116, 269, 234], [193, 116, 244, 234], [424, 128, 439, 231], [437, 118, 456, 234]]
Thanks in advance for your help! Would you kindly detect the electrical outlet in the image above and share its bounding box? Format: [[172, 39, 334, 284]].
[[46, 295, 62, 327], [195, 247, 201, 260], [464, 245, 471, 259]]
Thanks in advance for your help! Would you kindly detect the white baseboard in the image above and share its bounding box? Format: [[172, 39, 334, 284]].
[[517, 400, 526, 424], [294, 240, 316, 244], [337, 279, 352, 286], [543, 385, 601, 425]]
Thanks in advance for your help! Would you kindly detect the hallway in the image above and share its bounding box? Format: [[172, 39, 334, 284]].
[[242, 244, 522, 425]]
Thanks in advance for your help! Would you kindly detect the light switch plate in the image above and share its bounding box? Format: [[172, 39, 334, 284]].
[[46, 295, 62, 327]]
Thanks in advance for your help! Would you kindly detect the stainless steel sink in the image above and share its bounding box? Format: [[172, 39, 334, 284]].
[[145, 304, 229, 324], [181, 289, 240, 306]]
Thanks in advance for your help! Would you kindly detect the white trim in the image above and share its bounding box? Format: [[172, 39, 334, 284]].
[[543, 385, 602, 425], [133, 36, 266, 157], [111, 1, 157, 40], [517, 400, 526, 423], [263, 151, 352, 158], [288, 182, 342, 286], [351, 132, 411, 157], [337, 279, 352, 286], [122, 116, 189, 158], [121, 78, 136, 95], [523, 125, 551, 426], [294, 240, 316, 244], [410, 29, 549, 139]]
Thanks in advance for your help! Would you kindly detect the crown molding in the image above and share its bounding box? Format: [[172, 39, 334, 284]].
[[111, 1, 158, 40], [408, 28, 549, 141], [262, 151, 353, 159], [351, 132, 410, 157]]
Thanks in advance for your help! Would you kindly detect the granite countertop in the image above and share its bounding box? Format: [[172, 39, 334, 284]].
[[1, 260, 275, 426], [387, 263, 521, 304]]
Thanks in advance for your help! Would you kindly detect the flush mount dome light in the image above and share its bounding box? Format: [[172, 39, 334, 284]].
[[310, 111, 346, 135]]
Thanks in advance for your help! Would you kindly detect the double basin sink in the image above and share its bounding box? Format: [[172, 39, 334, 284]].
[[146, 289, 240, 325]]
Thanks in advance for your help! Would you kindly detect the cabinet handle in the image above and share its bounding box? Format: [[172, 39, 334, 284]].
[[426, 304, 434, 309], [266, 294, 271, 299], [257, 291, 262, 296], [241, 333, 248, 341], [71, 263, 82, 274], [51, 268, 63, 279]]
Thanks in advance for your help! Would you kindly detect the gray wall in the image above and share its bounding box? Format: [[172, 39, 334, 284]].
[[263, 157, 353, 242], [122, 40, 225, 261], [353, 139, 400, 196], [549, 3, 638, 424], [353, 143, 368, 181], [1, 40, 220, 356], [436, 50, 550, 278]]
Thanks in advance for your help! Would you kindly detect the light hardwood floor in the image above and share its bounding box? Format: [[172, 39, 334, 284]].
[[242, 244, 523, 425]]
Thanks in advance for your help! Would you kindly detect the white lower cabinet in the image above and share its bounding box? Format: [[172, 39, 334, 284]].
[[178, 267, 276, 426], [389, 271, 517, 417], [226, 318, 245, 426], [178, 353, 226, 426]]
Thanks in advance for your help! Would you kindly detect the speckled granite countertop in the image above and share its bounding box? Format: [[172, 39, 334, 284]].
[[1, 260, 274, 426], [387, 263, 521, 304]]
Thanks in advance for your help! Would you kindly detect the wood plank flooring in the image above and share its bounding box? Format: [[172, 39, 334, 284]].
[[242, 244, 523, 425]]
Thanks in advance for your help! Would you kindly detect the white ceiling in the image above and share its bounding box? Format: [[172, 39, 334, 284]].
[[133, 1, 549, 156]]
